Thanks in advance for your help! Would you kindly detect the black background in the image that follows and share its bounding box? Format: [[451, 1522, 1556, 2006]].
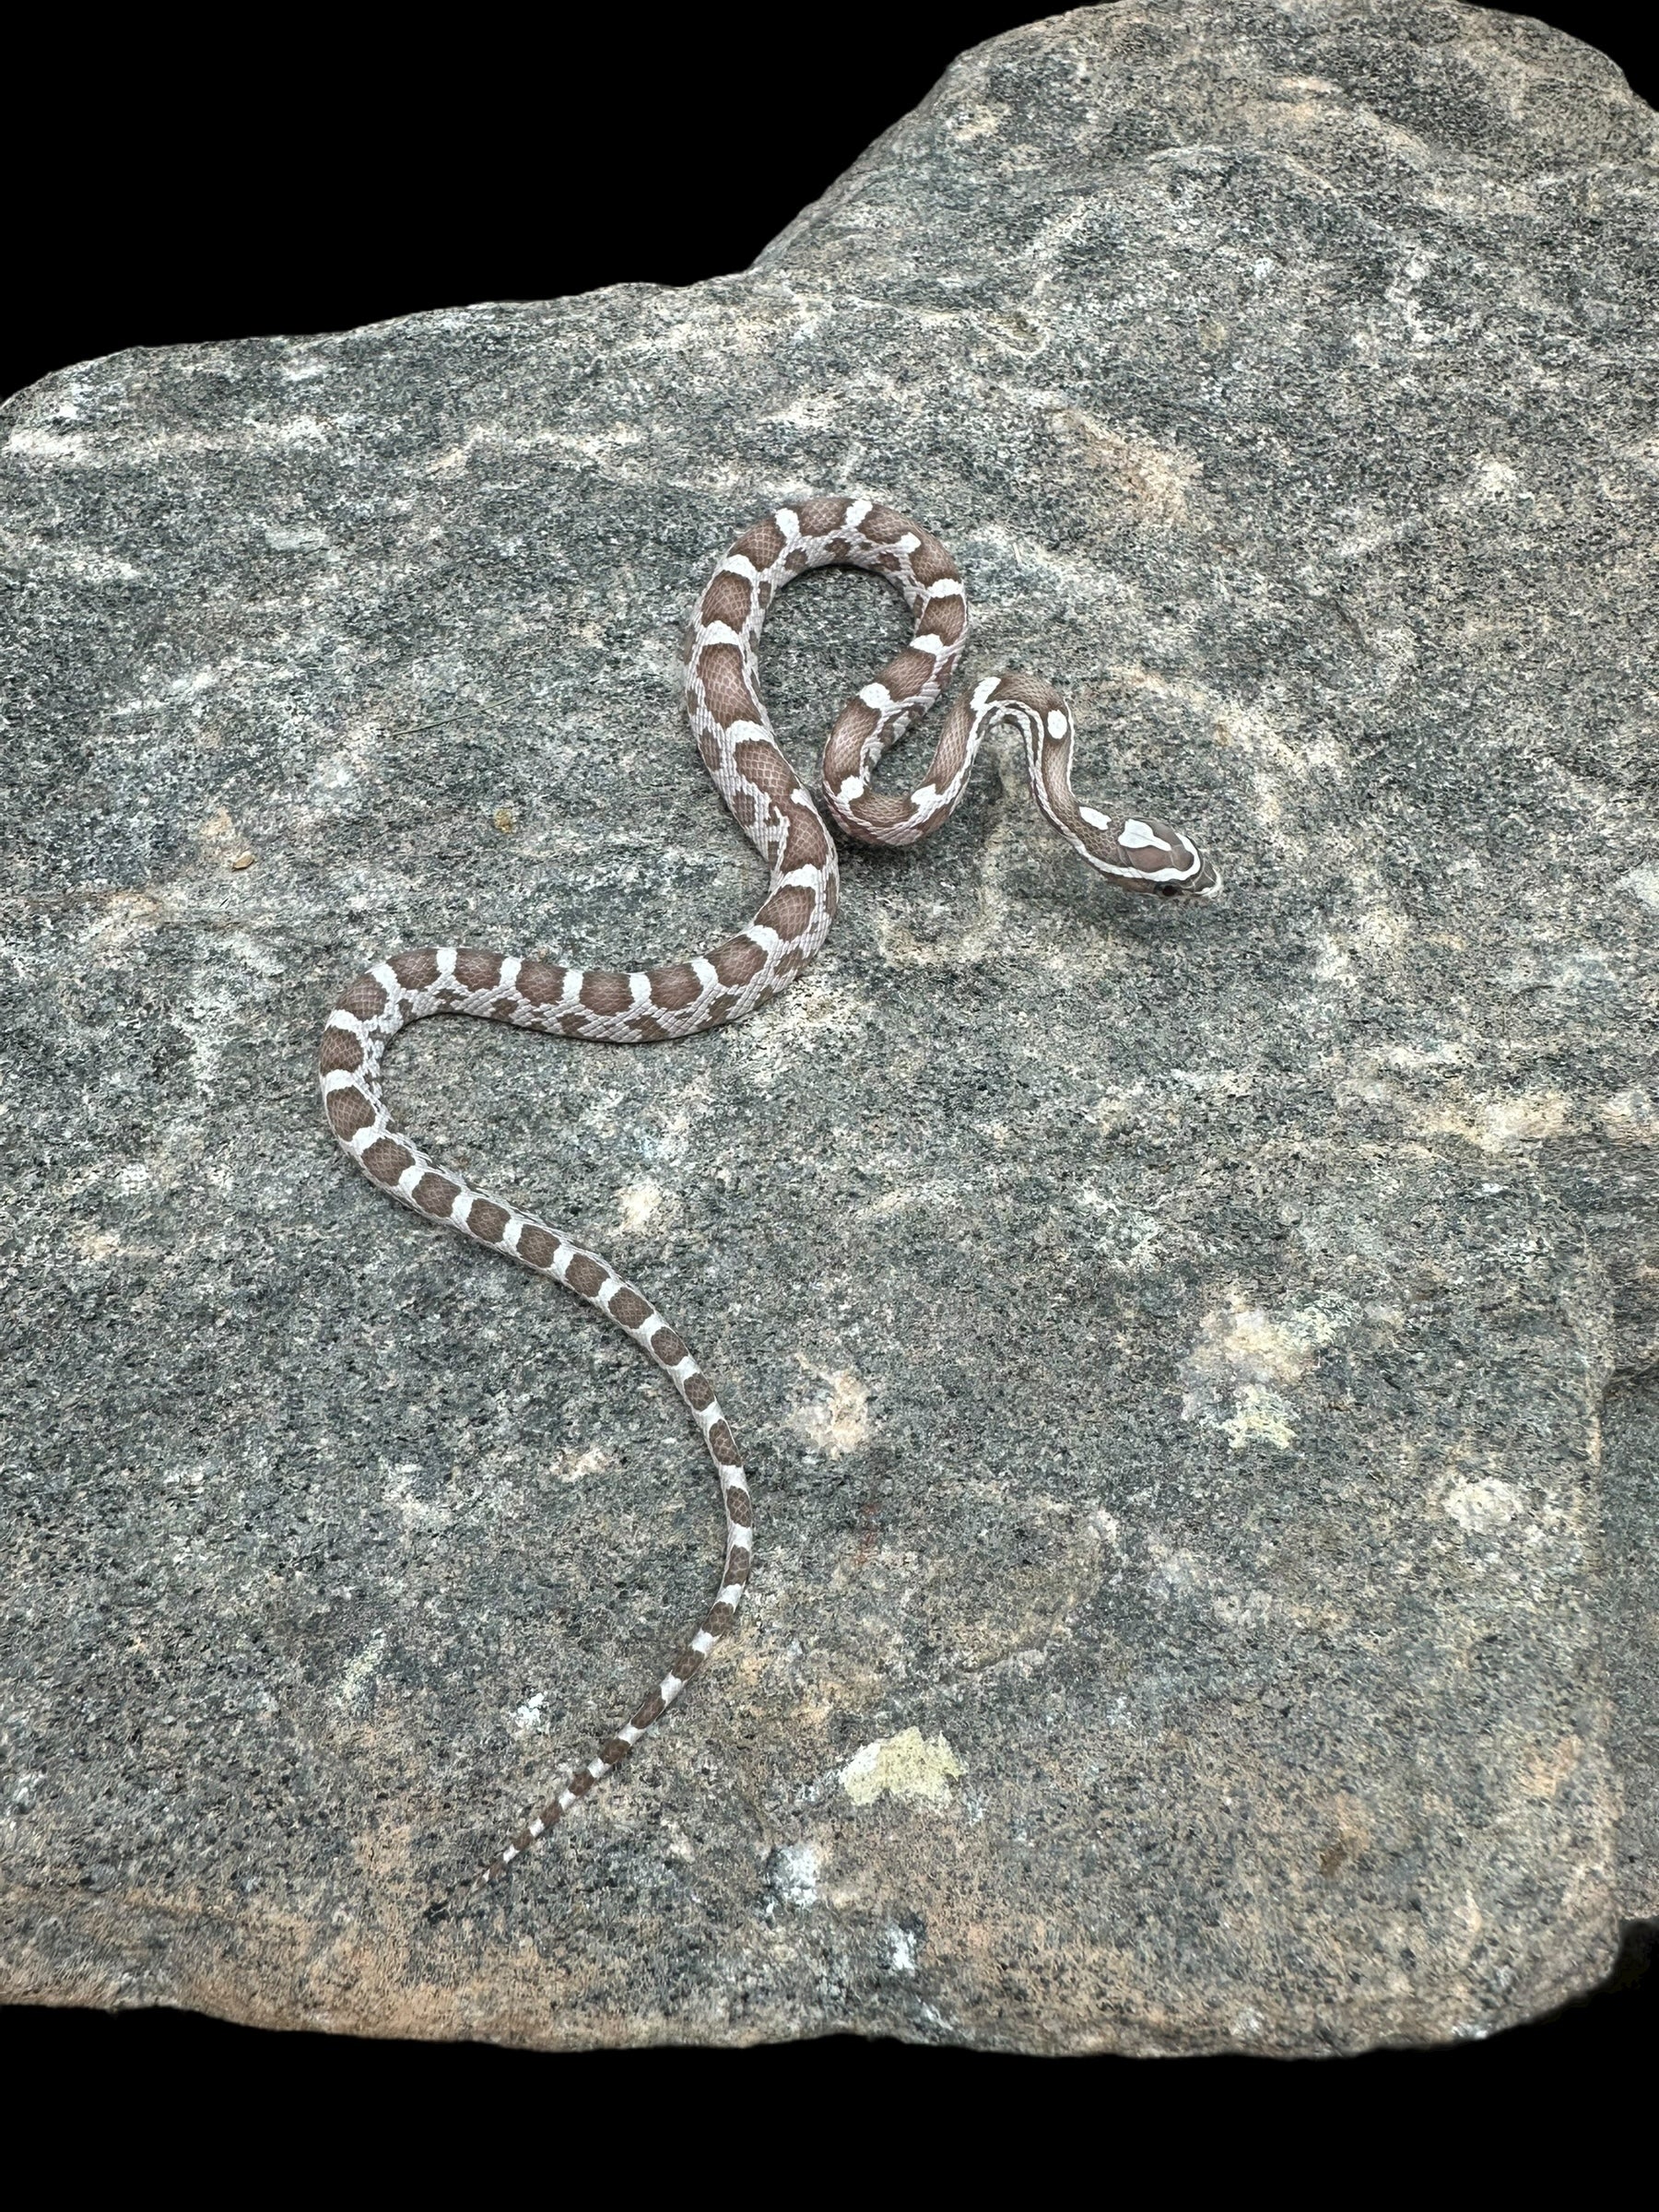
[[3, 0, 1654, 2125]]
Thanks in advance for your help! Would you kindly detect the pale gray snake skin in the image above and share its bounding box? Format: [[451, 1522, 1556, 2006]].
[[318, 497, 1220, 1902]]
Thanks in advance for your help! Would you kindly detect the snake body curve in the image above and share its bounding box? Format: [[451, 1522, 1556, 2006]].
[[318, 497, 1219, 1899]]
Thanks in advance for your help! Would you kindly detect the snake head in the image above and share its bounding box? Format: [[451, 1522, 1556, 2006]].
[[1002, 679, 1221, 901], [1075, 805, 1222, 900]]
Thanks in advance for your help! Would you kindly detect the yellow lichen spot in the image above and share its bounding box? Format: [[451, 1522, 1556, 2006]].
[[556, 1442, 617, 1487], [1442, 1477, 1522, 1535], [492, 806, 517, 834], [1223, 1383, 1298, 1450], [1182, 1299, 1347, 1453], [1417, 1088, 1571, 1152], [948, 103, 1006, 145], [616, 1180, 662, 1230], [790, 1362, 873, 1457], [840, 1728, 963, 1809], [1205, 1306, 1320, 1387]]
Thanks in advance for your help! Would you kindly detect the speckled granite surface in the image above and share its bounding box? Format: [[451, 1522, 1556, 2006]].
[[2, 0, 1654, 2053]]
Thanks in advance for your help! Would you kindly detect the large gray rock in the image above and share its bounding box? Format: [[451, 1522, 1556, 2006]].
[[2, 0, 1654, 2053]]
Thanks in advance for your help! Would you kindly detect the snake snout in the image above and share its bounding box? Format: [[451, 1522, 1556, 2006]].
[[1151, 822, 1221, 900], [1181, 853, 1223, 900]]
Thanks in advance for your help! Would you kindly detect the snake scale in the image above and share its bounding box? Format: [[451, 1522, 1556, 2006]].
[[318, 497, 1219, 1901]]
